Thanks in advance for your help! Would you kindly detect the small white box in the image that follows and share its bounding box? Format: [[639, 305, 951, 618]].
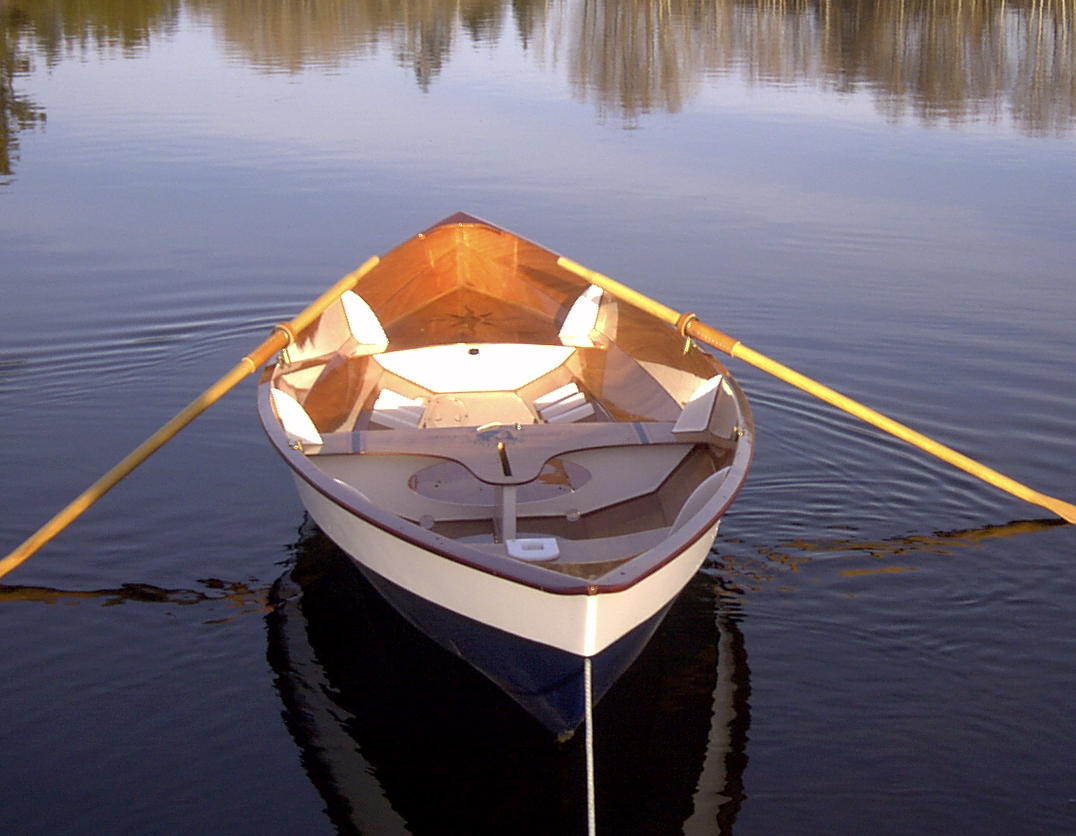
[[506, 538, 560, 561]]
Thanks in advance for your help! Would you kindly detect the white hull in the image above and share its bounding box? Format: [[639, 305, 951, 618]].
[[295, 476, 719, 657]]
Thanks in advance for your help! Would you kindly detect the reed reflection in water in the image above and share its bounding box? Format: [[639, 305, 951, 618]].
[[570, 0, 1075, 132], [181, 0, 1076, 133], [2, 0, 1074, 183]]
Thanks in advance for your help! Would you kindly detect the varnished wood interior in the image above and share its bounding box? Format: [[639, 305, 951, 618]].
[[267, 215, 750, 579]]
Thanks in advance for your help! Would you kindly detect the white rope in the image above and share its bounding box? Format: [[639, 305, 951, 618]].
[[585, 655, 597, 836]]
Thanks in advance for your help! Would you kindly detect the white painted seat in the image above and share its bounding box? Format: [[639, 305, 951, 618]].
[[534, 381, 595, 423], [559, 284, 604, 347], [284, 290, 388, 368], [673, 375, 724, 434], [671, 467, 731, 531], [270, 389, 324, 446], [340, 291, 389, 355], [370, 389, 427, 430], [308, 428, 694, 520], [374, 343, 573, 393]]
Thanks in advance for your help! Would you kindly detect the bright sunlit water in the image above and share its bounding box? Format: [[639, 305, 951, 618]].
[[2, 2, 1075, 833]]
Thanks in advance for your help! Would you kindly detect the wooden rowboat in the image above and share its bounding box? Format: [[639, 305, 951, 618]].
[[257, 213, 754, 735]]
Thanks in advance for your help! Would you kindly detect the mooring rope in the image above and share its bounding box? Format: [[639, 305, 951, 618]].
[[585, 655, 597, 836]]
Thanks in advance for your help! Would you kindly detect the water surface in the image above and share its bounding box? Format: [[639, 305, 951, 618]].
[[2, 2, 1075, 833]]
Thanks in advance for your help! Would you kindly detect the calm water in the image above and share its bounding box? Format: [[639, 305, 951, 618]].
[[2, 1, 1075, 833]]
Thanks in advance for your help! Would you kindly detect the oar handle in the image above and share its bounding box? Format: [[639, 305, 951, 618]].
[[557, 256, 1076, 524], [0, 256, 381, 579]]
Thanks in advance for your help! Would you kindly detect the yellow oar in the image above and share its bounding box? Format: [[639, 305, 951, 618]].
[[557, 256, 1076, 524], [0, 256, 381, 580]]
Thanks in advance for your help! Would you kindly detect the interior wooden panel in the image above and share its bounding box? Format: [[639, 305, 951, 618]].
[[603, 301, 726, 378], [353, 222, 584, 342], [383, 286, 557, 348], [569, 344, 682, 422], [299, 354, 382, 432]]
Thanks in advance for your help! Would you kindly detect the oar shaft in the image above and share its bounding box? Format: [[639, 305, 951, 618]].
[[557, 256, 1076, 524], [285, 256, 382, 340], [729, 343, 1076, 523], [557, 256, 740, 354], [557, 257, 682, 323], [0, 256, 381, 579], [0, 358, 262, 578]]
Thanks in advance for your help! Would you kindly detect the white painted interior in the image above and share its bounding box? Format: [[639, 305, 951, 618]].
[[559, 284, 604, 347], [371, 389, 426, 429], [270, 389, 324, 446], [340, 290, 389, 353], [374, 343, 573, 393], [673, 374, 724, 434]]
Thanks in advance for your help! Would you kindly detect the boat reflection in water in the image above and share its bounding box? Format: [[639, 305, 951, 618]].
[[267, 520, 750, 834]]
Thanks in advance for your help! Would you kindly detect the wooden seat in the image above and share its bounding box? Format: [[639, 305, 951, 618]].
[[369, 389, 426, 429], [280, 369, 738, 538], [534, 381, 595, 423], [310, 421, 685, 484], [312, 448, 697, 529]]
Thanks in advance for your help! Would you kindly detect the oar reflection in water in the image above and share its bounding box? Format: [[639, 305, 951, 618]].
[[0, 578, 268, 616], [712, 518, 1067, 589]]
